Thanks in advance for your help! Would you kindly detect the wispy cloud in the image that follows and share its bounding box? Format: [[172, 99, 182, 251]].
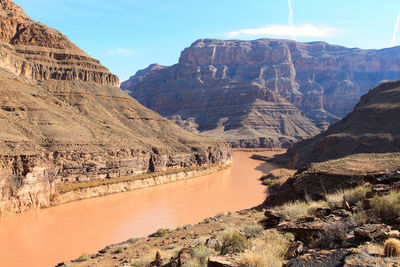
[[106, 48, 134, 56], [390, 10, 400, 47], [227, 24, 338, 39], [288, 0, 295, 40]]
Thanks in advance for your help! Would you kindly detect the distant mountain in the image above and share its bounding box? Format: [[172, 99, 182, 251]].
[[276, 80, 400, 168], [122, 38, 400, 147], [0, 0, 231, 215]]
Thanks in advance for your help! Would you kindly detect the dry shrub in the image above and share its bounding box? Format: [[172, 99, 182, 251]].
[[278, 201, 309, 220], [220, 232, 248, 255], [343, 186, 370, 206], [238, 230, 290, 267], [384, 238, 400, 257], [371, 191, 400, 223], [190, 245, 212, 265]]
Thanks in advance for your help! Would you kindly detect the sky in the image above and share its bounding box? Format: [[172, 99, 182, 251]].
[[12, 0, 400, 83]]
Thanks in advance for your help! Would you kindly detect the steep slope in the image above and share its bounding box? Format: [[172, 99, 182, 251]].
[[122, 39, 400, 147], [276, 80, 400, 168], [0, 0, 231, 215]]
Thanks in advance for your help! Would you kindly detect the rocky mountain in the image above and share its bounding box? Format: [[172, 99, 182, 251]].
[[275, 80, 400, 168], [0, 0, 231, 215], [122, 38, 400, 147]]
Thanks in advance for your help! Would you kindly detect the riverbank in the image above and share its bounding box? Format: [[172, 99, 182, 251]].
[[60, 152, 400, 267], [52, 164, 229, 206], [0, 152, 275, 267]]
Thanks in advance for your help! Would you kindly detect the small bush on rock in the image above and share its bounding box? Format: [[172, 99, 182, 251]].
[[343, 186, 370, 206], [384, 238, 400, 257]]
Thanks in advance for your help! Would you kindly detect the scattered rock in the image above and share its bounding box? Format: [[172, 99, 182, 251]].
[[207, 256, 234, 267], [285, 241, 304, 259], [354, 224, 391, 241], [261, 209, 284, 227], [205, 238, 220, 250], [285, 249, 351, 267]]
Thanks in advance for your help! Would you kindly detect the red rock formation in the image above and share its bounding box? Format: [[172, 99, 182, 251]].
[[122, 39, 400, 147]]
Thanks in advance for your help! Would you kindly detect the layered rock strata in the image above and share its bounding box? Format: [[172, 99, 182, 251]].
[[0, 0, 231, 216], [122, 39, 400, 147]]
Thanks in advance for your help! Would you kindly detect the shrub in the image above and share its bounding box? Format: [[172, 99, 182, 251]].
[[149, 228, 169, 237], [325, 190, 345, 208], [343, 186, 370, 206], [384, 238, 400, 257], [306, 201, 328, 216], [220, 232, 248, 255], [242, 224, 263, 237], [278, 201, 309, 220], [191, 245, 212, 265], [116, 246, 128, 253], [239, 231, 290, 267], [371, 191, 400, 223]]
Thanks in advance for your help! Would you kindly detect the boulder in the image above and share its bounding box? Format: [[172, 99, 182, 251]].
[[207, 257, 234, 267]]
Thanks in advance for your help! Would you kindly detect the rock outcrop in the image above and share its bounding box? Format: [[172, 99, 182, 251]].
[[122, 38, 400, 147], [0, 0, 118, 86], [0, 0, 231, 216], [276, 80, 400, 168]]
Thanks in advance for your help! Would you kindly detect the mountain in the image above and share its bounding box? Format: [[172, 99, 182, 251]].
[[122, 38, 400, 147], [275, 80, 400, 168], [0, 0, 231, 215]]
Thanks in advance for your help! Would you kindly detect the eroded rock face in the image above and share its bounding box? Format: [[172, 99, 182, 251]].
[[122, 39, 400, 147], [0, 1, 232, 216], [0, 0, 118, 86]]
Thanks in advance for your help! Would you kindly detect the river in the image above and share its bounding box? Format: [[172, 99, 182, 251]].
[[0, 151, 278, 267]]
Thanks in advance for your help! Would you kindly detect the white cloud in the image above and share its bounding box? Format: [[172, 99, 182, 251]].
[[227, 24, 339, 39], [106, 48, 134, 56], [390, 10, 400, 47]]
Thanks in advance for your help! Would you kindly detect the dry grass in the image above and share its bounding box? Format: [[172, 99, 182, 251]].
[[220, 232, 248, 255], [325, 185, 370, 208], [238, 230, 290, 267], [371, 190, 400, 223], [278, 201, 309, 220], [56, 164, 224, 194]]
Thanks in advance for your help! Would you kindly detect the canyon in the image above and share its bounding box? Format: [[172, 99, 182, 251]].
[[122, 39, 400, 147], [0, 0, 231, 216]]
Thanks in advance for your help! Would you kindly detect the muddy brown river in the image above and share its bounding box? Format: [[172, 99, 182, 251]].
[[0, 152, 278, 267]]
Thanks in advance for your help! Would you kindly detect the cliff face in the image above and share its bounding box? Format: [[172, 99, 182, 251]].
[[122, 38, 400, 147], [0, 0, 231, 215], [278, 80, 400, 168], [0, 0, 118, 86]]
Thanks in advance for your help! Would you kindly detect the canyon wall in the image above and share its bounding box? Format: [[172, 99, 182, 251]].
[[276, 80, 400, 168], [122, 39, 400, 147], [0, 0, 231, 216]]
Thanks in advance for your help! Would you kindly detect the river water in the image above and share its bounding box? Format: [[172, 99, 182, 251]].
[[0, 151, 277, 267]]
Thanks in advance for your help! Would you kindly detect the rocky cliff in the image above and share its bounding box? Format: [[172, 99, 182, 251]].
[[275, 80, 400, 168], [0, 0, 231, 216], [122, 38, 400, 147]]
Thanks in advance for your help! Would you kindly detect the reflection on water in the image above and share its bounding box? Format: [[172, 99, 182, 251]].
[[0, 152, 278, 267]]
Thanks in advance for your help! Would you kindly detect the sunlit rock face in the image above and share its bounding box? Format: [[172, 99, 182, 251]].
[[123, 38, 400, 147]]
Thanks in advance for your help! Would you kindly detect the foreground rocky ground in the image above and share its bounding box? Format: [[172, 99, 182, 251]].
[[59, 153, 400, 267]]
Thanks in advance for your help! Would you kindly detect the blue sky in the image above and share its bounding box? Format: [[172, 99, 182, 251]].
[[13, 0, 400, 82]]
